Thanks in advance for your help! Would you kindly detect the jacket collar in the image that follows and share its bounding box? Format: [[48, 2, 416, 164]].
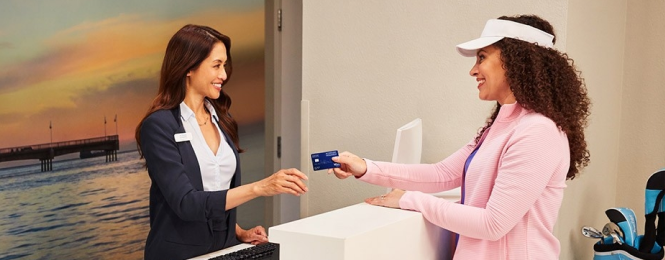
[[495, 102, 527, 123]]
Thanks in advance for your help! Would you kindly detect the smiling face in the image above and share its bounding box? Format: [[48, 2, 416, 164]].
[[469, 45, 515, 105], [186, 41, 228, 100]]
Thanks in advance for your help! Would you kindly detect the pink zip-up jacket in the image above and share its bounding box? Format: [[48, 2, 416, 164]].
[[359, 103, 569, 260]]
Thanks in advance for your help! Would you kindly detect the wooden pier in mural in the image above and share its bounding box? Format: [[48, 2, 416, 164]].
[[0, 135, 120, 172]]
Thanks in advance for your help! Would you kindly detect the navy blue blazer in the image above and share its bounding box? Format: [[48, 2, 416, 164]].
[[140, 107, 241, 260]]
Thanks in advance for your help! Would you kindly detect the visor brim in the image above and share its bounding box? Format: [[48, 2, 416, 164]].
[[455, 36, 504, 57]]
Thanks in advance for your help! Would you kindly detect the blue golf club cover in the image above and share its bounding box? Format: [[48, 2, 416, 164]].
[[641, 169, 665, 253], [634, 235, 663, 255], [655, 168, 665, 248], [594, 235, 664, 260], [605, 207, 638, 248]]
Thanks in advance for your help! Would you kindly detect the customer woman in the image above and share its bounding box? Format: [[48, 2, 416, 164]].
[[136, 24, 308, 260], [331, 15, 590, 259]]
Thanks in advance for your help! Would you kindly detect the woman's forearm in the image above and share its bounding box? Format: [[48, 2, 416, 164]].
[[225, 182, 260, 211]]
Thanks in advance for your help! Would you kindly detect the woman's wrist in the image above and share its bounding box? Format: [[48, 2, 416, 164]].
[[249, 181, 262, 197], [235, 225, 241, 234], [355, 159, 368, 178]]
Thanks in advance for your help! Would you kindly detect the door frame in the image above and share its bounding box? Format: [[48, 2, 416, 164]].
[[264, 0, 303, 226]]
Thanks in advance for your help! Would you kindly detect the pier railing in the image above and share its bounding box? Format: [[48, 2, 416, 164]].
[[0, 135, 120, 171]]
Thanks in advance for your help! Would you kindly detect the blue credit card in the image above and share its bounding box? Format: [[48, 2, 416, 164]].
[[311, 150, 341, 171]]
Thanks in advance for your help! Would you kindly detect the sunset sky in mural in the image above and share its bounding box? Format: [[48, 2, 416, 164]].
[[0, 0, 265, 153]]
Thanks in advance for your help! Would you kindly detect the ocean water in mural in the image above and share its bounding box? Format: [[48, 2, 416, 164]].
[[0, 151, 150, 260], [0, 124, 264, 260]]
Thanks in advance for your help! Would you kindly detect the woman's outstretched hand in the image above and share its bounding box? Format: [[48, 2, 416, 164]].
[[254, 168, 308, 197], [327, 151, 368, 179], [365, 189, 405, 209]]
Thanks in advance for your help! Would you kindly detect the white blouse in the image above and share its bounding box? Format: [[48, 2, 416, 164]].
[[179, 101, 236, 191]]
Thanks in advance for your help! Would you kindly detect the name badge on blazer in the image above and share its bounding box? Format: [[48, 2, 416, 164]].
[[174, 133, 192, 143]]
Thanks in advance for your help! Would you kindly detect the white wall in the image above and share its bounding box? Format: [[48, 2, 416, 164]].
[[300, 0, 569, 216], [563, 0, 627, 258], [293, 1, 661, 259], [618, 0, 665, 231]]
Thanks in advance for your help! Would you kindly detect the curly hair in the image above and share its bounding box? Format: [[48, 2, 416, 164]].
[[473, 15, 591, 180]]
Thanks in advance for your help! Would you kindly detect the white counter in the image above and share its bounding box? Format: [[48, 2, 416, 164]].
[[268, 203, 453, 260]]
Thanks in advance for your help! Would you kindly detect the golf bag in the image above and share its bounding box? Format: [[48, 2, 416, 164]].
[[592, 169, 665, 260]]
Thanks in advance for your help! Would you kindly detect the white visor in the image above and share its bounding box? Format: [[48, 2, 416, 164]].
[[456, 19, 554, 57]]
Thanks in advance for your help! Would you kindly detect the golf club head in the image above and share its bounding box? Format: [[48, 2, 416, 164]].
[[605, 207, 637, 247], [603, 222, 624, 245], [609, 232, 623, 245], [602, 222, 624, 238], [582, 226, 603, 239]]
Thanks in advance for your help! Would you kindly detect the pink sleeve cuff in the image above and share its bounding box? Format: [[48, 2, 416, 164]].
[[357, 158, 376, 180], [398, 191, 418, 211]]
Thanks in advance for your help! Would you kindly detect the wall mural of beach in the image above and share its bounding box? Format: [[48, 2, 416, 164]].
[[0, 1, 265, 259]]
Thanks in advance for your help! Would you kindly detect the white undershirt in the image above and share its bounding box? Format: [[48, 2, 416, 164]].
[[179, 101, 236, 191]]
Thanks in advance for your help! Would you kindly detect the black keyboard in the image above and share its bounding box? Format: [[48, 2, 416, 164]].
[[209, 242, 279, 260]]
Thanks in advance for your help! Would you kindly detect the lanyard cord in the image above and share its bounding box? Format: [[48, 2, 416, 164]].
[[456, 143, 482, 247]]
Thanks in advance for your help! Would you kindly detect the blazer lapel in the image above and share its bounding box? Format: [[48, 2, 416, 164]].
[[170, 107, 204, 190]]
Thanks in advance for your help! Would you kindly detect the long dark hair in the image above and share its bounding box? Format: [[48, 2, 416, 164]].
[[474, 15, 591, 180], [135, 24, 242, 158]]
